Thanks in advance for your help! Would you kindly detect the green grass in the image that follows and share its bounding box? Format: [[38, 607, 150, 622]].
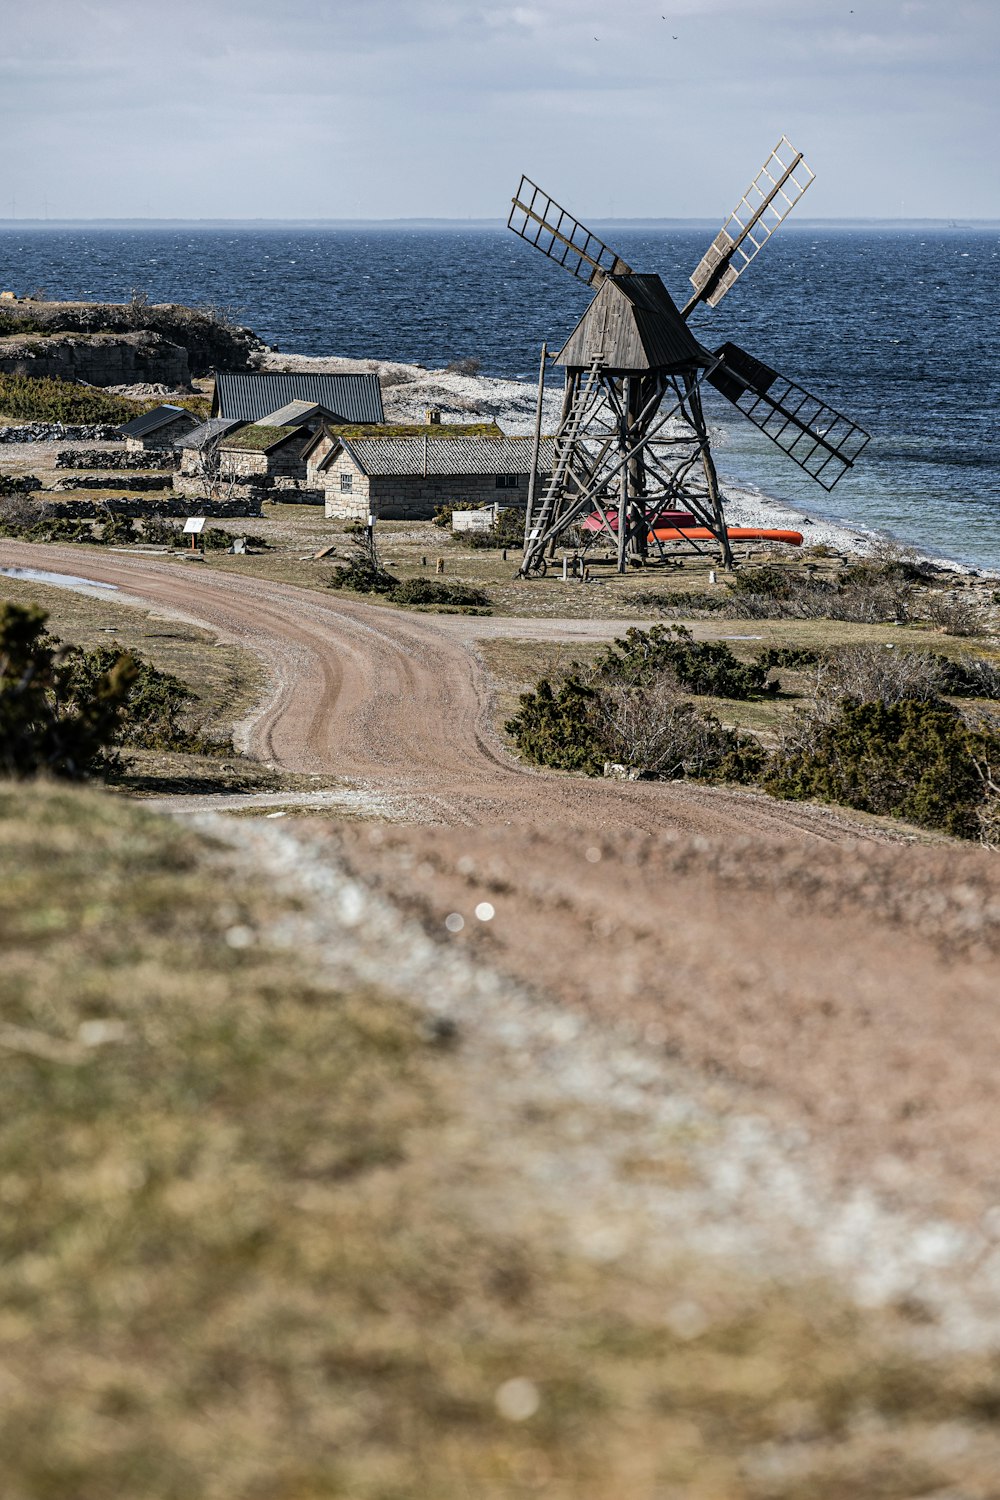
[[4, 784, 1000, 1496], [220, 422, 298, 452]]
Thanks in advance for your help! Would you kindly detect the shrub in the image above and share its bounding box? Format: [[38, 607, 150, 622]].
[[935, 653, 1000, 700], [63, 645, 202, 751], [812, 645, 946, 707], [390, 578, 490, 609], [464, 507, 526, 551], [594, 683, 765, 782], [505, 677, 604, 774], [329, 531, 399, 595], [594, 625, 777, 701], [634, 589, 730, 615], [0, 604, 135, 778], [506, 666, 765, 782], [922, 590, 986, 637], [0, 374, 139, 424], [444, 357, 481, 376], [765, 697, 999, 840]]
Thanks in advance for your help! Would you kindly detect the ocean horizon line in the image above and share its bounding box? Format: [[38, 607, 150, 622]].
[[0, 216, 997, 232]]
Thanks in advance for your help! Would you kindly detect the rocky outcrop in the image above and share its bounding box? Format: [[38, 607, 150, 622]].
[[0, 301, 263, 378], [0, 332, 190, 387]]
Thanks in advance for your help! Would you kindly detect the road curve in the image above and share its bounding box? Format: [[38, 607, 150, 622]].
[[2, 539, 888, 842]]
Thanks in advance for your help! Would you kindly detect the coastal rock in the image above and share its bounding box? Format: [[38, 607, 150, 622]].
[[0, 331, 190, 388]]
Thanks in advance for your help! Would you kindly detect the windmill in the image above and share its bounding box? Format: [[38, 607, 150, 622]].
[[509, 138, 870, 575]]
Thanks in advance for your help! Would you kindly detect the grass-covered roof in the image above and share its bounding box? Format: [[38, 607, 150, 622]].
[[220, 423, 302, 452], [327, 422, 504, 440]]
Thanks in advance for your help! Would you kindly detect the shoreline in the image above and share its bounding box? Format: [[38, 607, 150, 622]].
[[257, 349, 993, 579]]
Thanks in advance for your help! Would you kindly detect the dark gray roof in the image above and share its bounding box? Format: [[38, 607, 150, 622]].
[[118, 404, 192, 438], [257, 399, 340, 428], [213, 372, 384, 425], [175, 418, 241, 451], [557, 274, 710, 373], [335, 435, 555, 478]]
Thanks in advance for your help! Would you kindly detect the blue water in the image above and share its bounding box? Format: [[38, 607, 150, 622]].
[[2, 225, 998, 569]]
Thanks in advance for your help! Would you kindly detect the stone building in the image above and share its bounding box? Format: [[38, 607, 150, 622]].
[[119, 404, 201, 452], [211, 371, 384, 425], [310, 431, 556, 521], [173, 419, 315, 500]]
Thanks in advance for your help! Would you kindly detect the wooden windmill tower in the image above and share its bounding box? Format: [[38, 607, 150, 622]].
[[509, 138, 871, 574]]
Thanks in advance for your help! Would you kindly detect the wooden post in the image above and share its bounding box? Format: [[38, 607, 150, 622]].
[[523, 341, 548, 552], [616, 375, 630, 574]]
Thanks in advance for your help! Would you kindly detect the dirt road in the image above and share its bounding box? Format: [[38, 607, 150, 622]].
[[6, 540, 1000, 1224], [1, 539, 880, 839]]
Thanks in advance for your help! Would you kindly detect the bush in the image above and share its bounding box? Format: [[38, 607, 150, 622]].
[[922, 591, 986, 637], [444, 357, 481, 376], [813, 645, 946, 707], [329, 532, 398, 595], [464, 507, 526, 551], [505, 677, 605, 774], [0, 374, 139, 425], [765, 697, 999, 841], [633, 589, 730, 615], [935, 653, 1000, 700], [64, 644, 201, 751], [506, 662, 765, 782], [390, 578, 490, 609], [0, 604, 135, 778], [594, 625, 777, 701]]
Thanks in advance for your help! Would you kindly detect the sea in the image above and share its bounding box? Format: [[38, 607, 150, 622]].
[[2, 223, 998, 570]]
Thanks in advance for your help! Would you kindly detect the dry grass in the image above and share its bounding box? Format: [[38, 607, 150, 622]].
[[0, 573, 309, 796], [5, 785, 1000, 1496]]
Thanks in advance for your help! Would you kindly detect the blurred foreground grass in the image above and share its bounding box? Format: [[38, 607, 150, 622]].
[[4, 784, 1000, 1497]]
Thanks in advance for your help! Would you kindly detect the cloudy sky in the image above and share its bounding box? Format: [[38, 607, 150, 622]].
[[3, 0, 997, 221]]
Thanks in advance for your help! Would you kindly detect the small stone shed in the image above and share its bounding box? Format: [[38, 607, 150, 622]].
[[310, 431, 556, 521], [118, 404, 201, 452], [213, 423, 314, 485]]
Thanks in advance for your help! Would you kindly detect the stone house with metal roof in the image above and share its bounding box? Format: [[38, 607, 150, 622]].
[[308, 430, 556, 521], [211, 371, 384, 426], [119, 403, 201, 452]]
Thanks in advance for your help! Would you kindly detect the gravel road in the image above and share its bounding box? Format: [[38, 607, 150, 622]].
[[7, 538, 1000, 1260]]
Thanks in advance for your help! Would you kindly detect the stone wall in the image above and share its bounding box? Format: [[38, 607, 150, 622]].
[[53, 474, 173, 492], [55, 448, 177, 470], [0, 332, 191, 387], [0, 423, 122, 443], [37, 496, 263, 519]]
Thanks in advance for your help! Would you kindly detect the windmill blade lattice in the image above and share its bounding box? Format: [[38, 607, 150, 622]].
[[686, 138, 815, 312], [707, 342, 871, 491], [508, 177, 632, 287]]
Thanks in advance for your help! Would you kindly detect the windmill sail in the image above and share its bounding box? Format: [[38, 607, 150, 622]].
[[707, 343, 870, 491], [508, 177, 632, 287], [685, 138, 815, 313]]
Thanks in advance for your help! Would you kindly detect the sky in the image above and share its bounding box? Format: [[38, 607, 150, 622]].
[[2, 0, 998, 221]]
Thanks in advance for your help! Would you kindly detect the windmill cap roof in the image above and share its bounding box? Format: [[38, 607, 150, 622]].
[[556, 273, 711, 372]]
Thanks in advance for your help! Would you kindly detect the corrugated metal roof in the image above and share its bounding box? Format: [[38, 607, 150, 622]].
[[257, 399, 337, 427], [337, 435, 555, 478], [557, 274, 710, 372], [117, 404, 190, 438], [213, 372, 384, 425], [175, 418, 241, 451]]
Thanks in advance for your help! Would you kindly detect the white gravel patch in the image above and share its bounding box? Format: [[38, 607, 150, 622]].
[[190, 813, 1000, 1354]]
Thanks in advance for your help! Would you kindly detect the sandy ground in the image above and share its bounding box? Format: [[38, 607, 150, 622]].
[[6, 538, 1000, 1336]]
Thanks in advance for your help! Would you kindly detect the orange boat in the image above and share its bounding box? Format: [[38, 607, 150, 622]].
[[650, 526, 804, 547]]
